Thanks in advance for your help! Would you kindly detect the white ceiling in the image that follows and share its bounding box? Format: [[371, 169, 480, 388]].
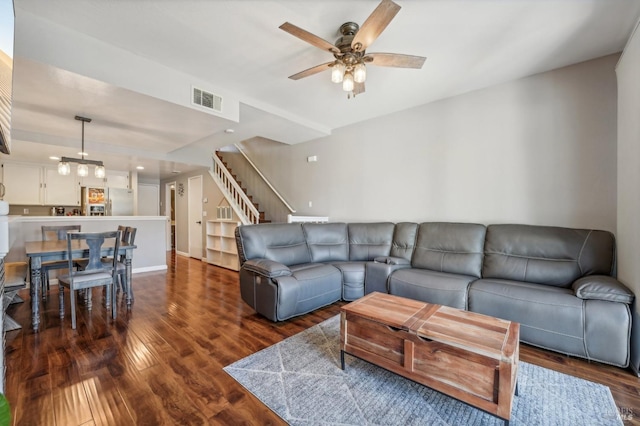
[[5, 0, 640, 180]]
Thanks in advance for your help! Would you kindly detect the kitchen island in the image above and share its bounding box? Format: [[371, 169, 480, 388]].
[[4, 216, 167, 273]]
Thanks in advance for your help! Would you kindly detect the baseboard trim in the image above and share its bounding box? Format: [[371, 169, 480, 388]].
[[133, 265, 168, 273], [176, 250, 190, 257]]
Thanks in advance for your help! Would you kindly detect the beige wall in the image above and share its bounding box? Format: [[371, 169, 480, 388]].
[[616, 20, 640, 375], [243, 55, 619, 232]]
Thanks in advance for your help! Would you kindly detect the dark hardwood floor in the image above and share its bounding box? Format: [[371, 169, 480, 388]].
[[4, 252, 640, 425]]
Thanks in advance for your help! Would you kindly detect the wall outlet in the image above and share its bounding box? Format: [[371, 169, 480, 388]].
[[308, 201, 313, 207], [23, 208, 29, 214], [202, 211, 207, 216], [307, 155, 318, 162]]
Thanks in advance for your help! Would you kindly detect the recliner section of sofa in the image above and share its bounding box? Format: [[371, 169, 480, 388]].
[[468, 224, 631, 367], [235, 221, 635, 367], [388, 222, 485, 309], [237, 223, 342, 321]]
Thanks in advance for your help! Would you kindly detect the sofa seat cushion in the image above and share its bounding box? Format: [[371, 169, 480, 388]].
[[388, 268, 474, 309], [468, 279, 587, 358], [331, 262, 366, 301], [273, 263, 342, 320]]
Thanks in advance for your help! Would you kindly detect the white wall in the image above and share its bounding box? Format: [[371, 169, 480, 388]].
[[138, 183, 160, 216], [616, 20, 640, 375], [244, 55, 619, 232]]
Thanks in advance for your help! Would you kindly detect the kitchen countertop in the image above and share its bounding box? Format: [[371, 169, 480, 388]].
[[17, 215, 166, 222], [5, 216, 168, 272]]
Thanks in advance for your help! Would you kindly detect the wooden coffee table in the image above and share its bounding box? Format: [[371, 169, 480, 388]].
[[340, 292, 519, 424]]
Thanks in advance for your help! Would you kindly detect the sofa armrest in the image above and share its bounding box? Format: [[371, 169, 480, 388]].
[[242, 259, 292, 278], [365, 261, 411, 295], [572, 275, 635, 304], [374, 256, 411, 266]]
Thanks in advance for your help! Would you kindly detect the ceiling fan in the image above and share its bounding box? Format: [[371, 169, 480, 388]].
[[279, 0, 426, 98]]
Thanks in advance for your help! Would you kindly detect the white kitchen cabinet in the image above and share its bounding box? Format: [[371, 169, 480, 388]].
[[1, 162, 134, 205], [43, 166, 80, 206], [1, 163, 42, 205], [106, 171, 129, 189], [80, 174, 106, 188]]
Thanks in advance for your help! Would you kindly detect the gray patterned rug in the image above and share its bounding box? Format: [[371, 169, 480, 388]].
[[224, 315, 622, 425]]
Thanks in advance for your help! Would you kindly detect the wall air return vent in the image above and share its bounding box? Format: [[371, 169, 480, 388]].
[[192, 86, 222, 112]]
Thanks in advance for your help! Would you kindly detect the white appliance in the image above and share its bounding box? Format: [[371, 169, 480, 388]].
[[82, 187, 134, 216], [106, 187, 134, 216]]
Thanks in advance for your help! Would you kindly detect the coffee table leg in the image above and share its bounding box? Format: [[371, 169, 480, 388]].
[[340, 350, 345, 370]]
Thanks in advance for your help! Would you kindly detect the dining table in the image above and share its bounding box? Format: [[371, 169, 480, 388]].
[[25, 239, 136, 331]]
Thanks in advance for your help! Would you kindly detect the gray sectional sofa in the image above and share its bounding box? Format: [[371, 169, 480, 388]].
[[235, 222, 635, 368]]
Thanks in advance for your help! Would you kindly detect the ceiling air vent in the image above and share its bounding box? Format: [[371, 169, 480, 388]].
[[192, 86, 222, 112]]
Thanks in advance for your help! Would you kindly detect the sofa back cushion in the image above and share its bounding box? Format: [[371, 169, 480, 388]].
[[483, 224, 615, 287], [390, 222, 419, 260], [411, 223, 486, 278], [236, 223, 311, 266], [348, 223, 395, 261], [303, 222, 349, 263]]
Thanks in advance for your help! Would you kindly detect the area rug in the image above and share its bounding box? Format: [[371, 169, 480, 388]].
[[224, 315, 622, 425]]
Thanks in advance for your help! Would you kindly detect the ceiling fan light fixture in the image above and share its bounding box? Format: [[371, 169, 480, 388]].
[[343, 71, 354, 92], [353, 62, 366, 83], [331, 62, 345, 83]]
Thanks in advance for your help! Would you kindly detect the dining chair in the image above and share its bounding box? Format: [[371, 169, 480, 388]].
[[58, 230, 121, 329], [40, 225, 81, 299], [117, 226, 137, 298], [77, 225, 136, 299]]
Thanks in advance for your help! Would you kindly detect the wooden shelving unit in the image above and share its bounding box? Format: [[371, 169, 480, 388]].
[[205, 220, 240, 271]]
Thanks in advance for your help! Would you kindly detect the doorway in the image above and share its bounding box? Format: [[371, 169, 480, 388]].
[[165, 181, 176, 250], [188, 175, 203, 259]]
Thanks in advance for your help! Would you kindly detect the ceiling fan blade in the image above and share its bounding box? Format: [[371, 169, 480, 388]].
[[353, 81, 365, 95], [288, 61, 334, 80], [365, 53, 426, 69], [351, 0, 401, 52], [279, 22, 340, 54]]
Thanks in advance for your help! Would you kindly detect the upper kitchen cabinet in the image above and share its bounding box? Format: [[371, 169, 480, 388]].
[[1, 163, 42, 205], [106, 170, 129, 189], [43, 166, 80, 206], [2, 162, 80, 206], [80, 174, 106, 188]]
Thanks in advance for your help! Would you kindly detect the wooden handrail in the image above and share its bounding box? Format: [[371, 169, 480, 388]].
[[210, 154, 260, 224]]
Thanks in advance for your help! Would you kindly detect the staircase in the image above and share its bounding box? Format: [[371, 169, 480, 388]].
[[211, 151, 270, 224]]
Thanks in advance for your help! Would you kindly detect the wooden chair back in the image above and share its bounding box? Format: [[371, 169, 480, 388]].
[[42, 225, 81, 241], [65, 230, 121, 275]]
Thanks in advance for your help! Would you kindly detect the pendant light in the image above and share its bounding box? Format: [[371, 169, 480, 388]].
[[58, 116, 105, 178]]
